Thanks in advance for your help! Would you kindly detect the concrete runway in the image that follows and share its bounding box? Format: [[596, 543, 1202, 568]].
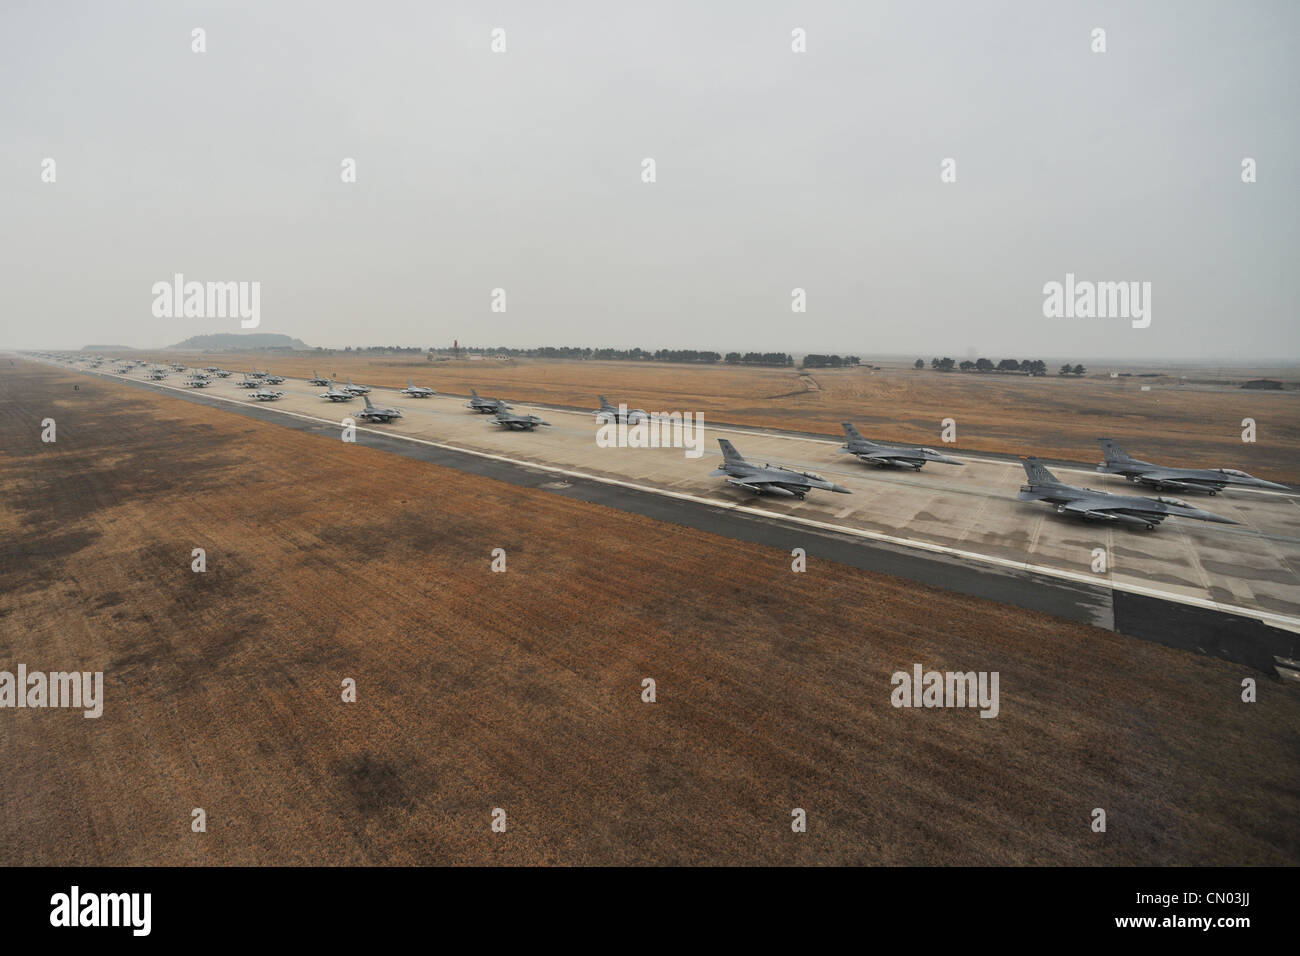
[[34, 358, 1300, 668]]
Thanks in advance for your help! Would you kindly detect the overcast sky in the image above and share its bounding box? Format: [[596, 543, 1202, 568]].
[[2, 0, 1297, 360]]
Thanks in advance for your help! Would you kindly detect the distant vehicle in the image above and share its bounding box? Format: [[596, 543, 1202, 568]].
[[342, 376, 371, 395], [400, 378, 436, 398], [307, 370, 332, 386], [1018, 457, 1236, 530], [838, 422, 962, 470], [262, 372, 285, 385], [319, 382, 355, 402], [357, 395, 403, 422], [249, 387, 284, 401], [710, 438, 851, 500], [595, 395, 649, 424], [1096, 438, 1288, 494], [489, 406, 550, 431], [467, 388, 509, 413]]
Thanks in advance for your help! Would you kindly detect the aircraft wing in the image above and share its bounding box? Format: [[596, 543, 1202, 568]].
[[859, 449, 923, 463], [1132, 471, 1214, 489], [726, 476, 785, 491]]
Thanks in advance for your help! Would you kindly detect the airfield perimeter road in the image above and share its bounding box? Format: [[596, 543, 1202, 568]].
[[37, 358, 1300, 671]]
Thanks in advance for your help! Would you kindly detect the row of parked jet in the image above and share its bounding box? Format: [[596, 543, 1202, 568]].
[[101, 359, 1287, 531], [313, 379, 1289, 528], [710, 427, 1285, 530]]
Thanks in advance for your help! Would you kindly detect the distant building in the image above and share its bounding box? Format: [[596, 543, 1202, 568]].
[[1242, 379, 1284, 390]]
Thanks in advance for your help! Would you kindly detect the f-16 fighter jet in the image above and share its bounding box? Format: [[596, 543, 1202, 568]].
[[1096, 438, 1288, 495], [319, 382, 355, 402], [183, 374, 211, 388], [838, 423, 962, 470], [262, 371, 285, 384], [710, 439, 852, 500], [1018, 457, 1236, 530], [489, 407, 550, 431], [236, 374, 260, 388], [249, 387, 284, 401], [400, 378, 436, 398], [342, 376, 371, 395], [147, 368, 168, 380], [467, 388, 510, 413], [307, 370, 332, 386], [356, 395, 403, 423], [595, 395, 649, 425]]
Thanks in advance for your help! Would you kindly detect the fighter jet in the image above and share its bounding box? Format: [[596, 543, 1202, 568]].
[[710, 439, 852, 499], [838, 422, 962, 470], [169, 362, 186, 371], [1096, 438, 1288, 495], [595, 395, 649, 425], [211, 368, 232, 378], [236, 374, 260, 389], [400, 378, 436, 398], [147, 367, 168, 380], [467, 388, 510, 413], [342, 376, 371, 395], [262, 371, 285, 385], [307, 370, 332, 386], [357, 395, 403, 423], [1018, 458, 1236, 530], [183, 375, 211, 388], [489, 407, 550, 431], [319, 381, 355, 402], [249, 387, 284, 401]]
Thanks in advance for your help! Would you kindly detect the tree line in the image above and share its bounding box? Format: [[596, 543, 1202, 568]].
[[916, 358, 1086, 376]]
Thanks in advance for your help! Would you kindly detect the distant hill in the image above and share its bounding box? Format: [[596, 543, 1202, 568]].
[[166, 333, 310, 351]]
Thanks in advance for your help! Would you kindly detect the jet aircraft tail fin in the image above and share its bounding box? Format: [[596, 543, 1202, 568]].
[[717, 438, 745, 465], [1022, 457, 1061, 485], [1097, 437, 1132, 464], [841, 422, 867, 443]]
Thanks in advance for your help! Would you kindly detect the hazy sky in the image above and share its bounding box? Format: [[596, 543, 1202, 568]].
[[3, 0, 1297, 360]]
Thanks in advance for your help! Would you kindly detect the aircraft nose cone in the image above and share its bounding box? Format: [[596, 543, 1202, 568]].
[[1200, 511, 1239, 524]]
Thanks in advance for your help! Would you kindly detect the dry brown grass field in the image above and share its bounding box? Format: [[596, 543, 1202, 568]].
[[143, 351, 1300, 484], [2, 360, 1297, 865]]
